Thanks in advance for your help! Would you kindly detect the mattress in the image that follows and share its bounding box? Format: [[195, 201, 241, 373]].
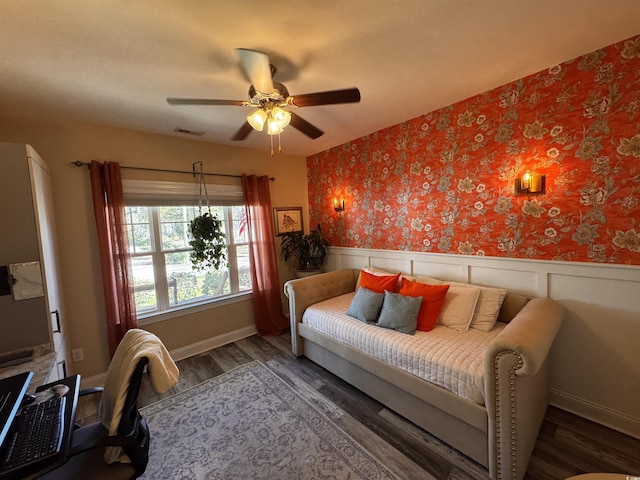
[[302, 293, 505, 405]]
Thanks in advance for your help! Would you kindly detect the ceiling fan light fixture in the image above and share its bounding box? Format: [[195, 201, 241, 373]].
[[167, 49, 361, 147], [247, 108, 267, 131]]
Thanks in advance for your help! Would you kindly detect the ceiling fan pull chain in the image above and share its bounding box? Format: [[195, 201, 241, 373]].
[[278, 133, 282, 153], [270, 135, 275, 157]]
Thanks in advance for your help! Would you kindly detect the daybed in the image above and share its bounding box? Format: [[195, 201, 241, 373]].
[[284, 268, 564, 480]]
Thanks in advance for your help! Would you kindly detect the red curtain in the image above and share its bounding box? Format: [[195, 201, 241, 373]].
[[89, 161, 137, 357], [242, 174, 288, 336]]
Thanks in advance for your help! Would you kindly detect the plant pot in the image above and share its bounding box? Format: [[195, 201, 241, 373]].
[[294, 268, 323, 279]]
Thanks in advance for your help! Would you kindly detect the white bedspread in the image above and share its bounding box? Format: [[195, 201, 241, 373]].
[[302, 293, 505, 405]]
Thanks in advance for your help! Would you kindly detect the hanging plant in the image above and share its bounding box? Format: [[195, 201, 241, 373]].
[[189, 211, 226, 271], [188, 162, 228, 271]]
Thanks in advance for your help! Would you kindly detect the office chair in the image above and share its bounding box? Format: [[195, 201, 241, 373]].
[[40, 328, 178, 479]]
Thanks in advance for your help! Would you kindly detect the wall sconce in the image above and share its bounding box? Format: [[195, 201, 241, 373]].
[[514, 170, 546, 195], [333, 197, 346, 215]]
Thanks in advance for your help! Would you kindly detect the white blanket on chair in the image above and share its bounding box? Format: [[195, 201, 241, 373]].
[[99, 328, 179, 463]]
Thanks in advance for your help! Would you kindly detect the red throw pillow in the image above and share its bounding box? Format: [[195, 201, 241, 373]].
[[398, 278, 450, 332], [358, 269, 401, 293]]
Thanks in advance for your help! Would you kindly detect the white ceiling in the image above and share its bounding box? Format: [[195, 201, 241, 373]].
[[2, 1, 640, 158]]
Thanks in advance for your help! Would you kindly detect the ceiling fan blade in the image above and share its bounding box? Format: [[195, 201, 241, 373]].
[[288, 87, 361, 108], [236, 48, 274, 94], [289, 112, 324, 139], [167, 98, 246, 106], [231, 122, 254, 141]]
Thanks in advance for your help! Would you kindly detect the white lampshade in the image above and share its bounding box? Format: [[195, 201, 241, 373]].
[[271, 106, 291, 128], [267, 117, 284, 135], [267, 107, 291, 135], [247, 109, 267, 131]]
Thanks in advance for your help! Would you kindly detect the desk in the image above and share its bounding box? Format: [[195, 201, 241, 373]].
[[0, 347, 57, 394], [0, 375, 80, 480]]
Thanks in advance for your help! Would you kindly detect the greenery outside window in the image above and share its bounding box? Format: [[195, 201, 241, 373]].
[[123, 180, 251, 319]]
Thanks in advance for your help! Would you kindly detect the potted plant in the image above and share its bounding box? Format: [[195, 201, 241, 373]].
[[280, 224, 329, 275], [189, 211, 227, 271]]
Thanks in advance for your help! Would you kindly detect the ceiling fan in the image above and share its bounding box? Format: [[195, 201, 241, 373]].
[[167, 48, 361, 149]]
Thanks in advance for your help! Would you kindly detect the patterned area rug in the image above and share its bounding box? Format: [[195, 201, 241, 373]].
[[139, 361, 399, 479]]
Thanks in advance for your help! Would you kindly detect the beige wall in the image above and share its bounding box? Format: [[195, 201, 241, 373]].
[[0, 113, 308, 377]]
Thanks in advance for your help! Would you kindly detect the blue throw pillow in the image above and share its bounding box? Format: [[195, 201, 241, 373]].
[[377, 291, 422, 334], [346, 287, 385, 323]]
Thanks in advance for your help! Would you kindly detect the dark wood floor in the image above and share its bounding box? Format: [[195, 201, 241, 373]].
[[77, 332, 640, 480]]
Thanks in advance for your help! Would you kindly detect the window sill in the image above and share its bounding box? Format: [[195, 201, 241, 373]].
[[137, 291, 252, 326]]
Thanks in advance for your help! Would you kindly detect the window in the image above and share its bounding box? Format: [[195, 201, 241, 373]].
[[123, 180, 251, 318]]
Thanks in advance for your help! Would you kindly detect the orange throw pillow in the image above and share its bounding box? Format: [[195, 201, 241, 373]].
[[358, 269, 401, 293], [398, 278, 450, 332]]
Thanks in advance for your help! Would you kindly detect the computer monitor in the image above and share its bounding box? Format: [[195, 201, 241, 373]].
[[0, 371, 33, 449]]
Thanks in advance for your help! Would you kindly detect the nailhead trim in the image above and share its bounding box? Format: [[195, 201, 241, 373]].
[[494, 350, 523, 480], [286, 286, 300, 355]]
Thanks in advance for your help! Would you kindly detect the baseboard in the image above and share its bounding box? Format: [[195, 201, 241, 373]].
[[550, 388, 640, 440], [169, 325, 258, 362], [79, 325, 258, 389]]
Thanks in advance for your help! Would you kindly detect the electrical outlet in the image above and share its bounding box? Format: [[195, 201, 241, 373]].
[[71, 348, 84, 362]]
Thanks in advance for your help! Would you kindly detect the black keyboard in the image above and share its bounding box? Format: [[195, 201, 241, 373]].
[[0, 395, 66, 473]]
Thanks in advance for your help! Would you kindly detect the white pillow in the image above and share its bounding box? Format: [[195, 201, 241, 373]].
[[469, 285, 507, 332], [415, 275, 444, 285], [362, 266, 396, 276], [443, 282, 506, 332], [437, 284, 480, 332], [417, 276, 506, 332]]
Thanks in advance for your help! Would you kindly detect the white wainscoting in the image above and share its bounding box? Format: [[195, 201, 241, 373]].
[[324, 246, 640, 439]]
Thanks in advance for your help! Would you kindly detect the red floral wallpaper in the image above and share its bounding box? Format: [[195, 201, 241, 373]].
[[308, 35, 640, 265]]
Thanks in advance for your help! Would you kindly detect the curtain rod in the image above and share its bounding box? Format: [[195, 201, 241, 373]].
[[71, 161, 275, 181]]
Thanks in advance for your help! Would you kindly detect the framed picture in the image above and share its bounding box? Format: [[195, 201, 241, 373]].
[[273, 207, 303, 236]]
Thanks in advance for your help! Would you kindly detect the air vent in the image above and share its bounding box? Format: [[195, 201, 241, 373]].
[[174, 127, 205, 136]]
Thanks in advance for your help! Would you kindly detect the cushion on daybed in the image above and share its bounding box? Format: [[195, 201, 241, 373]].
[[437, 284, 481, 331], [355, 269, 508, 331], [377, 291, 422, 334], [397, 278, 449, 332], [417, 276, 508, 332], [357, 268, 401, 292], [302, 292, 506, 405], [345, 287, 384, 323]]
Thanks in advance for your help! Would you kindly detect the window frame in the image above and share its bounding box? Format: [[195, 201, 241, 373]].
[[123, 180, 252, 325]]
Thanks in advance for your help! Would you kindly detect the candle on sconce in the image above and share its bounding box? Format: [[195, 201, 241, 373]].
[[515, 170, 546, 195]]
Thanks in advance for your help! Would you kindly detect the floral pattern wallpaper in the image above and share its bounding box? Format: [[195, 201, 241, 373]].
[[307, 35, 640, 265]]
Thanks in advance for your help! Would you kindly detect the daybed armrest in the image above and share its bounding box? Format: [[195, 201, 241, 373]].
[[284, 269, 357, 356], [487, 297, 564, 377], [485, 297, 564, 480]]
